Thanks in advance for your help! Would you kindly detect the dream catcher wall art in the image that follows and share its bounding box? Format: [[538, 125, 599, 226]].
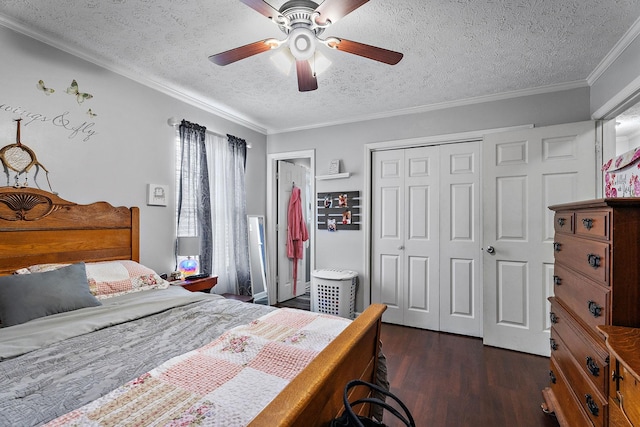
[[0, 118, 55, 193]]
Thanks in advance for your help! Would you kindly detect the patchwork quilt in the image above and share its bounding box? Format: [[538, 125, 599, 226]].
[[45, 308, 350, 427]]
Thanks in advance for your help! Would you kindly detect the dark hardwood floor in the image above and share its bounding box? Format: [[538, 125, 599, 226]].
[[277, 294, 558, 426], [380, 323, 559, 427]]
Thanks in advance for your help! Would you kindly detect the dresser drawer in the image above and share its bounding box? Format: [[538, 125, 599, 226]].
[[553, 264, 610, 335], [554, 234, 610, 285], [550, 309, 609, 395], [553, 348, 608, 427], [549, 356, 595, 427], [554, 211, 575, 234], [575, 210, 610, 241], [550, 299, 609, 394], [550, 300, 608, 427]]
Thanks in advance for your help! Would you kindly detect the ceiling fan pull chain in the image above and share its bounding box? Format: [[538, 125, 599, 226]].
[[312, 51, 316, 77]]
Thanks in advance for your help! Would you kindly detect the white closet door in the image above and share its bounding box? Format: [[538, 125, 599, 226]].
[[482, 121, 596, 356], [372, 149, 404, 324], [371, 146, 440, 329], [439, 142, 482, 337]]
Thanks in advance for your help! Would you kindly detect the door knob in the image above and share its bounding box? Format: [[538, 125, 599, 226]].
[[397, 245, 405, 250], [485, 245, 495, 254]]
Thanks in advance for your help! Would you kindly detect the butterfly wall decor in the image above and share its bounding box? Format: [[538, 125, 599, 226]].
[[34, 78, 98, 118], [66, 79, 93, 104], [36, 80, 55, 95]]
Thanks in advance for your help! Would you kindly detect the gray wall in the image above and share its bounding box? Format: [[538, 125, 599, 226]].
[[0, 25, 267, 275], [267, 87, 592, 310], [5, 17, 639, 310]]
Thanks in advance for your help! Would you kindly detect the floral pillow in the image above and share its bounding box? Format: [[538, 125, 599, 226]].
[[15, 260, 169, 299]]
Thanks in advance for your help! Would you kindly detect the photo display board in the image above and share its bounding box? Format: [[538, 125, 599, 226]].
[[316, 191, 360, 231]]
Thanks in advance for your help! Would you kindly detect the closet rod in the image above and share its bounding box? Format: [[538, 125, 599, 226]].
[[167, 117, 251, 148]]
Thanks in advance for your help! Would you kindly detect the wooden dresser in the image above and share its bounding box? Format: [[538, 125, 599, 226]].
[[542, 199, 640, 427], [598, 326, 640, 426]]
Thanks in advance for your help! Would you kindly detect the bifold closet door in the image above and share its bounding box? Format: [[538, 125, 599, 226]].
[[438, 142, 482, 337], [371, 146, 440, 329]]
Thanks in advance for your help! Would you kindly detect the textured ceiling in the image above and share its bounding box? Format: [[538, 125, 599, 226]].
[[1, 0, 639, 134], [617, 101, 640, 138]]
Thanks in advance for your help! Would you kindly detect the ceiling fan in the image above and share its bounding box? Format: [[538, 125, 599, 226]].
[[209, 0, 403, 92]]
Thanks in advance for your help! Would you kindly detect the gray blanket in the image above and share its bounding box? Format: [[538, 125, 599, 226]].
[[0, 287, 275, 427]]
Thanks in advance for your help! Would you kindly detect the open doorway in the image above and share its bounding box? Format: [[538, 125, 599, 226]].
[[266, 150, 315, 305], [614, 101, 640, 155]]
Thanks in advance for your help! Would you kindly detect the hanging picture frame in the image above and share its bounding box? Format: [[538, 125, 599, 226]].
[[147, 184, 168, 206]]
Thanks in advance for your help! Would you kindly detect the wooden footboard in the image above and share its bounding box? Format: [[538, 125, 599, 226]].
[[249, 303, 387, 427]]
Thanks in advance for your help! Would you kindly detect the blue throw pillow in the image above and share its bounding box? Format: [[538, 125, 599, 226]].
[[0, 262, 101, 327]]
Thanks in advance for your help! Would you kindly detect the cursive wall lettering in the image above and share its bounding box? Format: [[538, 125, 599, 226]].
[[0, 102, 98, 142]]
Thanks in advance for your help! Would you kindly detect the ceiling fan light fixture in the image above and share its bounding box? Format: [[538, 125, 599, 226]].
[[324, 37, 341, 49], [312, 51, 332, 75], [264, 38, 283, 49], [288, 27, 317, 61], [270, 49, 295, 75]]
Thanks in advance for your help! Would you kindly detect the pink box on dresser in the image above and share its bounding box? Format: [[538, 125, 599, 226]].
[[602, 146, 640, 197]]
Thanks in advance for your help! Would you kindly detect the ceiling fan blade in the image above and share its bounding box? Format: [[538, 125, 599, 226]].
[[314, 0, 369, 26], [209, 40, 275, 66], [296, 60, 318, 92], [239, 0, 283, 21], [327, 38, 403, 65]]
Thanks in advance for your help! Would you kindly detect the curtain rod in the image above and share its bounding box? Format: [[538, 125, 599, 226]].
[[167, 117, 223, 138], [167, 117, 251, 148]]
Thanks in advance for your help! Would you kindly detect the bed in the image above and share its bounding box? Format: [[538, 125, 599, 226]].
[[0, 187, 386, 426]]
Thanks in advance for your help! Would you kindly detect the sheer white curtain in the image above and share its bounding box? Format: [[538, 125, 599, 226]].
[[205, 132, 250, 295]]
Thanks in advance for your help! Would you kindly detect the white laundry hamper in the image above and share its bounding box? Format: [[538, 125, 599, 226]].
[[310, 269, 358, 319]]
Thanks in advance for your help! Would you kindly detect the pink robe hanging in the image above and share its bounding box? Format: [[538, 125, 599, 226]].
[[287, 185, 309, 294]]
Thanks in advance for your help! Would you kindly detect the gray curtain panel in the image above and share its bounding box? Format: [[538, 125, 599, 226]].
[[177, 120, 212, 276]]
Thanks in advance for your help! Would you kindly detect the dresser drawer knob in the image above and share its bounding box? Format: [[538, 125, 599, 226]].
[[557, 217, 566, 227], [582, 218, 594, 230], [586, 356, 600, 376], [587, 253, 600, 269], [585, 394, 599, 416], [553, 242, 561, 252], [588, 300, 602, 318], [549, 370, 556, 384], [553, 275, 561, 286], [550, 338, 558, 351], [550, 312, 558, 324]]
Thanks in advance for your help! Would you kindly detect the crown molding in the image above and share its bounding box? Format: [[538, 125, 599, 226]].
[[587, 16, 640, 86], [267, 80, 588, 134]]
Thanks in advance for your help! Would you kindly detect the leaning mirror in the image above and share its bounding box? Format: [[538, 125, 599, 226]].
[[247, 215, 269, 304]]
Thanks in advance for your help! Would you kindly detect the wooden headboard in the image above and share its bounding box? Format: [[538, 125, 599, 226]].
[[0, 187, 139, 276]]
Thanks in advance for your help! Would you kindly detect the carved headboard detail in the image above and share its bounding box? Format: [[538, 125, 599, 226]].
[[0, 188, 75, 222], [0, 187, 139, 275]]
